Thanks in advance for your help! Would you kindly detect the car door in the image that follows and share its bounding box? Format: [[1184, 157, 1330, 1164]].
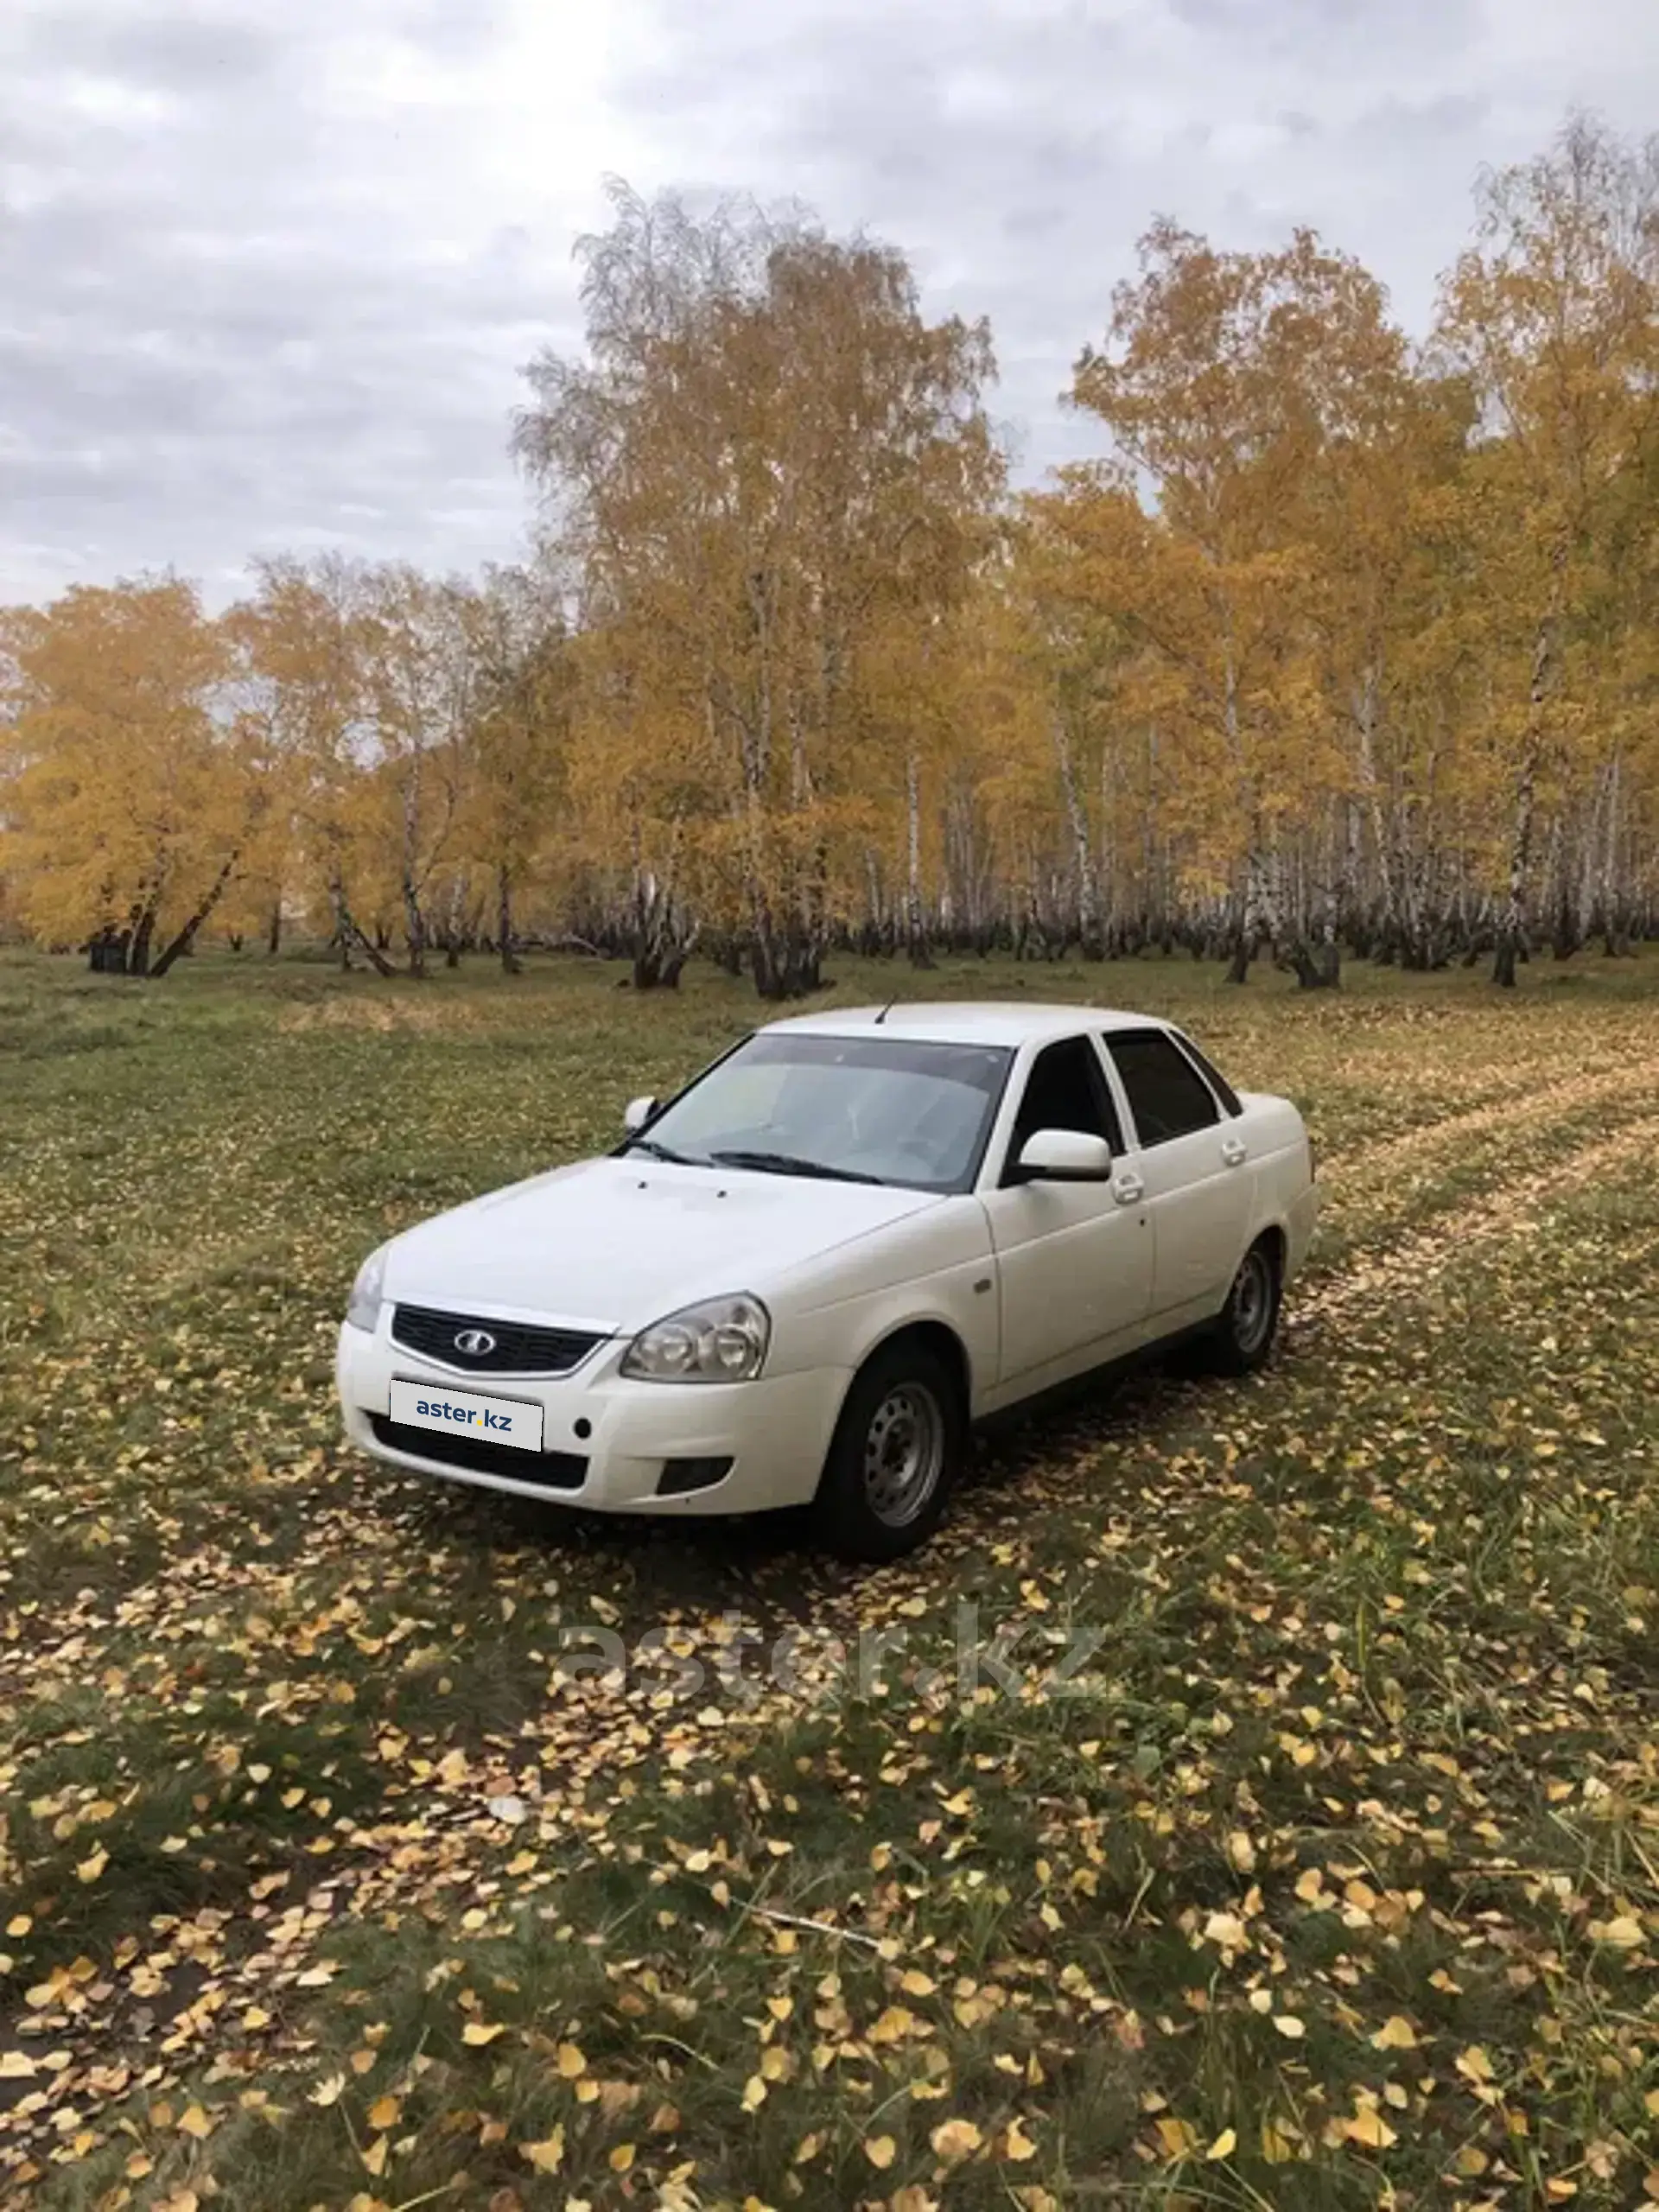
[[978, 1035, 1155, 1390], [1103, 1027, 1251, 1322]]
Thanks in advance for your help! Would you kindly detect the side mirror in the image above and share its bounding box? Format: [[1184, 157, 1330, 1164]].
[[1017, 1128, 1113, 1182], [622, 1095, 658, 1135]]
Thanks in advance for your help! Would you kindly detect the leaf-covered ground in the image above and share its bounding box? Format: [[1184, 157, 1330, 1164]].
[[1, 946, 1655, 2212]]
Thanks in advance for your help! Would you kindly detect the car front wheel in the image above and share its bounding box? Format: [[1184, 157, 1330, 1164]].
[[811, 1338, 963, 1561], [1206, 1236, 1282, 1375]]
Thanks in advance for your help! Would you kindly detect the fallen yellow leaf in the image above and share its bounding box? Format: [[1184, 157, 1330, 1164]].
[[1261, 2118, 1298, 2164], [1347, 2105, 1398, 2150], [931, 2117, 983, 2162], [1589, 1916, 1643, 1948], [1155, 2116, 1198, 2158], [519, 2127, 566, 2173]]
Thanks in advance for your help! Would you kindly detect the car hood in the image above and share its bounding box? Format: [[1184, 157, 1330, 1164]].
[[382, 1155, 944, 1332]]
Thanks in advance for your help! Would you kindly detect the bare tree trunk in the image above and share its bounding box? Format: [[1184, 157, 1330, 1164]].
[[150, 851, 241, 978], [1353, 665, 1404, 957], [1600, 747, 1628, 955], [328, 873, 354, 971], [402, 884, 427, 977], [1496, 594, 1558, 988], [442, 874, 466, 969], [129, 900, 158, 977], [1052, 715, 1101, 957], [498, 864, 522, 975], [401, 758, 428, 978], [1315, 802, 1343, 987], [905, 746, 932, 968], [332, 869, 397, 979]]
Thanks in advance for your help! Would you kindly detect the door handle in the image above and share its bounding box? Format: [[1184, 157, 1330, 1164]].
[[1220, 1137, 1248, 1167], [1112, 1171, 1145, 1206]]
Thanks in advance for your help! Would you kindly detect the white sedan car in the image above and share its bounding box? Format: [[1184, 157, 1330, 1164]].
[[337, 1004, 1317, 1558]]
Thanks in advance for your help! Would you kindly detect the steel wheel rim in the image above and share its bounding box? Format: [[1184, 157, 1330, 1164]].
[[862, 1382, 944, 1528], [1232, 1249, 1273, 1353]]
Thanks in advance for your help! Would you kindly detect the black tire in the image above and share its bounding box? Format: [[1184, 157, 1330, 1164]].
[[1205, 1236, 1282, 1375], [811, 1338, 964, 1562]]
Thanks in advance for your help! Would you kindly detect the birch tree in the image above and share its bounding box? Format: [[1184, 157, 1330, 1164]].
[[513, 181, 1002, 997], [1434, 116, 1659, 982]]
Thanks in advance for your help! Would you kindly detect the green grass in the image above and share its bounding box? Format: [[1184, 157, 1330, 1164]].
[[0, 943, 1656, 2211]]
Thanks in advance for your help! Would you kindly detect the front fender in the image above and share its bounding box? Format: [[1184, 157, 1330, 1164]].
[[769, 1238, 1000, 1407]]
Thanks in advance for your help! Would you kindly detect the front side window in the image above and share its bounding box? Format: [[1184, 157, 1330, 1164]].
[[628, 1033, 1013, 1193], [1105, 1029, 1221, 1147], [1001, 1036, 1122, 1184]]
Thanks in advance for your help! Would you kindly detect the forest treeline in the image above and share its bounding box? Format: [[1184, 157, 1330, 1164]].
[[3, 115, 1656, 995]]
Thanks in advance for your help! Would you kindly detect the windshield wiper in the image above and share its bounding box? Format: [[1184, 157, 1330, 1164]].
[[623, 1137, 702, 1166], [709, 1147, 888, 1185]]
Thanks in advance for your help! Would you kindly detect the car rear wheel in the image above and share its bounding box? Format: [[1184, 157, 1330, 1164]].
[[811, 1338, 963, 1561], [1206, 1236, 1281, 1375]]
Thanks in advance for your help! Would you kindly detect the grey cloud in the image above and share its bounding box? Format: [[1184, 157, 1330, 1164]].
[[611, 0, 1659, 471], [24, 10, 286, 90], [0, 0, 589, 601], [3, 0, 1657, 603]]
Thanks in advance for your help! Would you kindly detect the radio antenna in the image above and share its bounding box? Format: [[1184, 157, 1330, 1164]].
[[874, 1001, 894, 1026]]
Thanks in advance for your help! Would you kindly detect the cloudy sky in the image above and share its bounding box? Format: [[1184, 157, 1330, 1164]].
[[3, 0, 1656, 607]]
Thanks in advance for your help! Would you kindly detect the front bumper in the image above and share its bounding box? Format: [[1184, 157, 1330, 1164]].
[[336, 1318, 849, 1516]]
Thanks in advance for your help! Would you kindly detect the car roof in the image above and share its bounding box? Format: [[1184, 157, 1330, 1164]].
[[759, 1001, 1171, 1049]]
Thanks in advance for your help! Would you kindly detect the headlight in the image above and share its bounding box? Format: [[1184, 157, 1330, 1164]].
[[620, 1293, 771, 1383], [346, 1244, 389, 1333]]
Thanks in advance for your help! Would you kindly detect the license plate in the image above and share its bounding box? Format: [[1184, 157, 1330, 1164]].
[[389, 1377, 544, 1452]]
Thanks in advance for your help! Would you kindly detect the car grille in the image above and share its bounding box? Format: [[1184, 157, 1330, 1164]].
[[391, 1303, 606, 1376], [369, 1414, 588, 1491]]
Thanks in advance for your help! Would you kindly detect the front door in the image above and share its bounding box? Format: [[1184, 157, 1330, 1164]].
[[979, 1035, 1155, 1389]]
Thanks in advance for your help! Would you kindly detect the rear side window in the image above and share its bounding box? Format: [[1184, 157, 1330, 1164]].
[[1105, 1029, 1221, 1147]]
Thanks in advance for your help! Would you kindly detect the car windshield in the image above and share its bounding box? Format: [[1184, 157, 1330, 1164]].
[[626, 1033, 1014, 1193]]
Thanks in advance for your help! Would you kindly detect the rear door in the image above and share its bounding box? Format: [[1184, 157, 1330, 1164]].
[[979, 1035, 1155, 1388], [1103, 1027, 1251, 1321]]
